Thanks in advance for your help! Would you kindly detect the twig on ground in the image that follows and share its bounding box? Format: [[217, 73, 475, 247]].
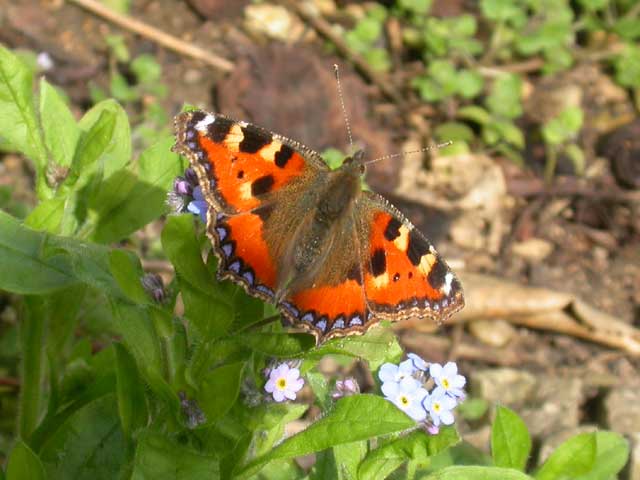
[[67, 0, 234, 72]]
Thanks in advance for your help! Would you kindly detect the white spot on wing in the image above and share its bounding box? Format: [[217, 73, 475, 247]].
[[195, 114, 215, 132], [443, 272, 454, 295]]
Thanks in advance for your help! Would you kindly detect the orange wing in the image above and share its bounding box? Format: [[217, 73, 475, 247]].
[[357, 192, 464, 323]]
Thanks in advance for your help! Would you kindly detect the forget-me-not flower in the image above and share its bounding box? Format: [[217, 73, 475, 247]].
[[429, 362, 466, 399], [382, 377, 429, 422], [422, 389, 457, 426], [264, 363, 304, 402]]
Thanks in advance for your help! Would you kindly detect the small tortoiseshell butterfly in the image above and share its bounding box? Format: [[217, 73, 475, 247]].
[[173, 110, 464, 343]]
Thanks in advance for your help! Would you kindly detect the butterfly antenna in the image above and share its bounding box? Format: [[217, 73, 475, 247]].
[[364, 141, 453, 165], [333, 64, 354, 151]]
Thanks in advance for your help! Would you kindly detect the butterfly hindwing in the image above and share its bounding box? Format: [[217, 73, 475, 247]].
[[356, 192, 464, 322]]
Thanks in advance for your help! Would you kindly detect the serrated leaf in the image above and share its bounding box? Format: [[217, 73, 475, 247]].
[[491, 406, 531, 471]]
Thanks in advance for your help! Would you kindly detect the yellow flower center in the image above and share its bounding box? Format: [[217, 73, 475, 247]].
[[399, 395, 410, 407], [433, 402, 441, 412], [276, 378, 287, 390], [442, 378, 450, 389]]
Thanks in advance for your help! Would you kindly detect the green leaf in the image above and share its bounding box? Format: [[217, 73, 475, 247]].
[[398, 0, 432, 14], [109, 249, 148, 304], [486, 74, 523, 119], [613, 44, 640, 88], [334, 441, 367, 480], [109, 72, 138, 102], [39, 394, 127, 479], [6, 441, 46, 480], [131, 431, 219, 479], [310, 327, 402, 371], [535, 432, 596, 480], [161, 215, 235, 340], [66, 109, 116, 187], [495, 121, 525, 148], [359, 428, 460, 480], [574, 431, 629, 480], [114, 343, 148, 439], [39, 78, 80, 169], [90, 136, 182, 243], [197, 361, 245, 425], [234, 332, 315, 357], [613, 18, 640, 41], [252, 403, 309, 457], [542, 107, 583, 145], [0, 45, 48, 197], [238, 394, 416, 477], [456, 70, 484, 99], [77, 99, 131, 180], [24, 196, 66, 233], [577, 0, 608, 11], [0, 210, 78, 294], [457, 106, 492, 125], [131, 54, 162, 84], [424, 465, 533, 479], [18, 297, 47, 440], [434, 122, 475, 143], [491, 406, 531, 471], [110, 301, 167, 394], [480, 0, 524, 22]]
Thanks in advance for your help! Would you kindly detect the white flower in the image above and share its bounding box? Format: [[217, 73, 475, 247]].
[[423, 389, 457, 426], [264, 363, 304, 402], [429, 362, 466, 399], [407, 353, 428, 371], [382, 377, 428, 422], [378, 359, 419, 385]]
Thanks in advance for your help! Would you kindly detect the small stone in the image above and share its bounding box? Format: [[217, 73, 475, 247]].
[[471, 369, 537, 406], [604, 387, 640, 435], [521, 377, 583, 437], [468, 319, 515, 347], [511, 238, 554, 262]]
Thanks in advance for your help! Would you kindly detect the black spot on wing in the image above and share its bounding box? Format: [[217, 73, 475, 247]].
[[251, 175, 275, 196], [347, 263, 362, 285], [209, 117, 234, 143], [384, 217, 402, 241], [407, 230, 430, 266], [239, 126, 272, 153], [253, 203, 274, 221], [370, 248, 386, 277], [427, 258, 448, 290], [274, 144, 294, 168]]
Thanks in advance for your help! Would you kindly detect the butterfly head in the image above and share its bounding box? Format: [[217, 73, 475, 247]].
[[341, 149, 366, 175]]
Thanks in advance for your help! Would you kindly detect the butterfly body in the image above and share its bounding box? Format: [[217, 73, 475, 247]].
[[173, 110, 464, 343]]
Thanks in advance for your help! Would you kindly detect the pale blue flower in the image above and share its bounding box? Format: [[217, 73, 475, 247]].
[[382, 377, 428, 422], [187, 186, 208, 223], [264, 363, 304, 402], [429, 362, 466, 399], [378, 359, 419, 385], [423, 389, 457, 426], [407, 352, 428, 372]]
